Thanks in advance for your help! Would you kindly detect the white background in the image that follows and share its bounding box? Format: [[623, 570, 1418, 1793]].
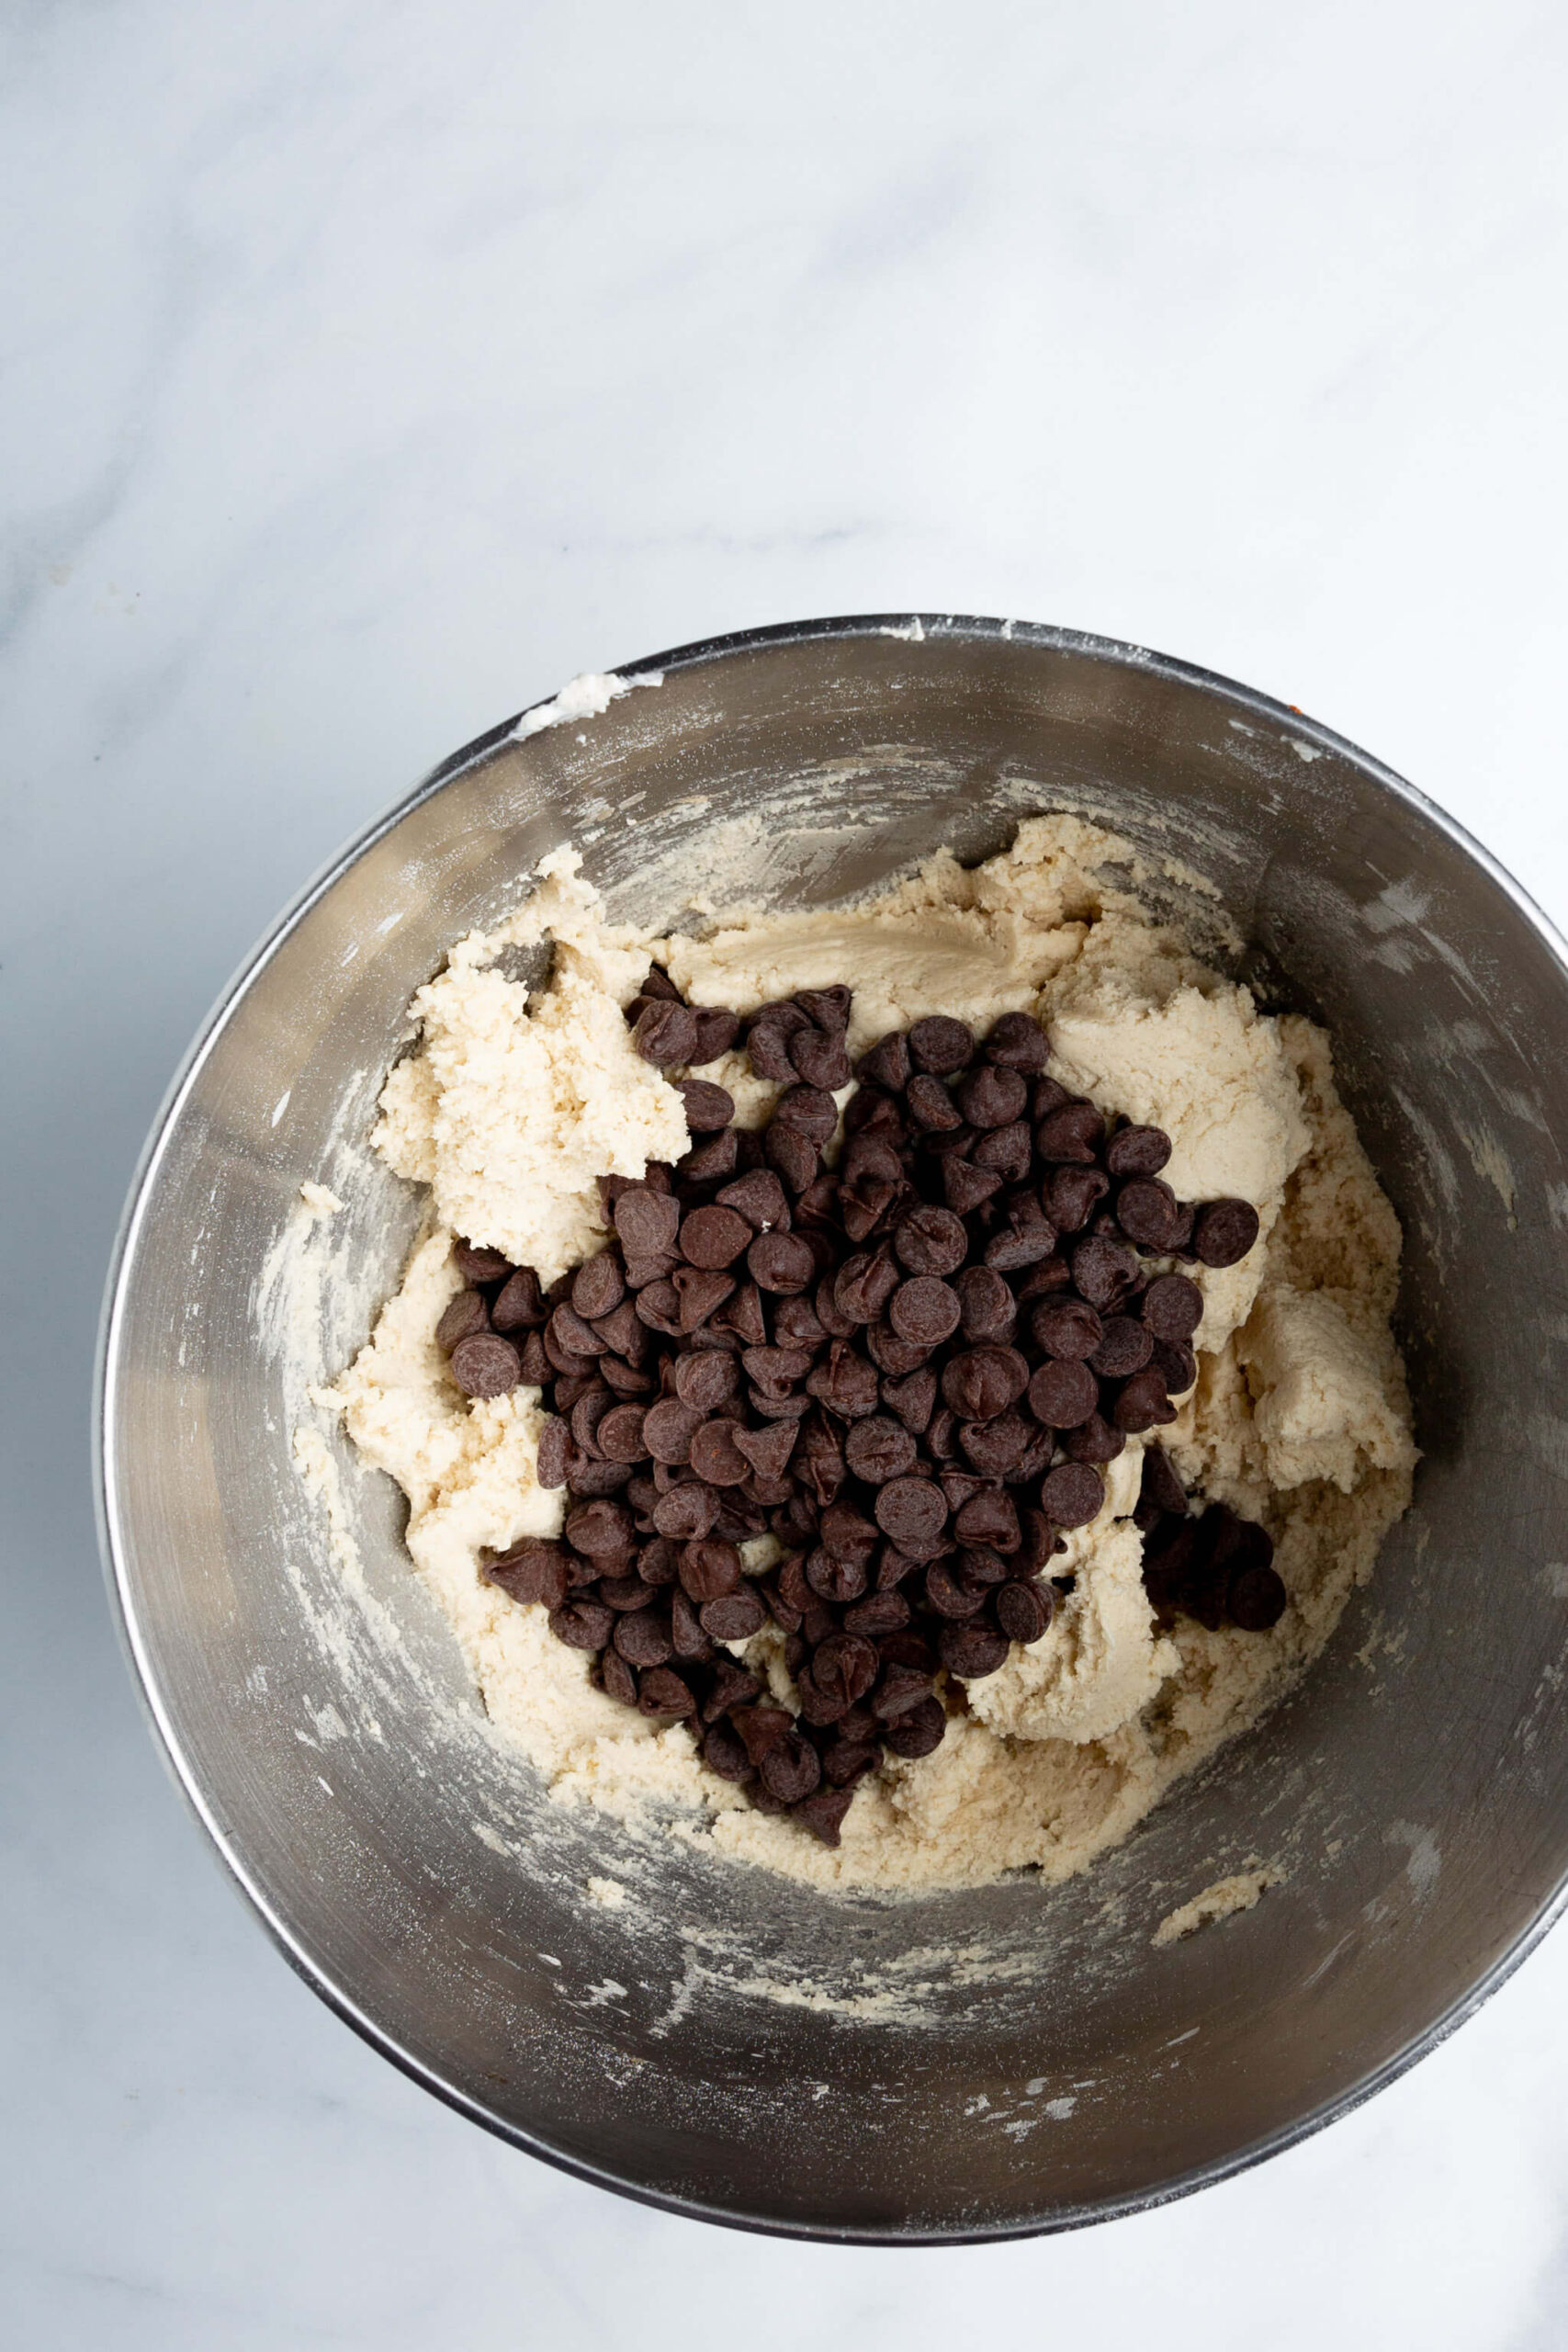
[[4, 3, 1567, 2345]]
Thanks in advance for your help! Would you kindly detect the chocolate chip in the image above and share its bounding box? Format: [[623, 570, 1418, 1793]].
[[436, 1289, 491, 1351], [881, 1365, 938, 1434], [834, 1248, 901, 1325], [1026, 1358, 1099, 1428], [746, 1003, 811, 1080], [536, 1416, 570, 1487], [1036, 1101, 1103, 1162], [844, 1415, 919, 1485], [906, 1073, 963, 1132], [1150, 1335, 1198, 1395], [857, 1032, 912, 1091], [1034, 1298, 1109, 1374], [1193, 1198, 1260, 1267], [682, 1130, 740, 1184], [874, 1476, 949, 1555], [702, 1720, 754, 1781], [688, 1418, 751, 1486], [748, 1230, 816, 1294], [972, 1119, 1032, 1182], [689, 1007, 740, 1063], [1228, 1563, 1287, 1631], [715, 1170, 788, 1231], [807, 1340, 880, 1420], [570, 1253, 625, 1322], [1116, 1177, 1183, 1251], [1043, 1165, 1110, 1233], [953, 1487, 1020, 1549], [639, 1666, 698, 1717], [449, 1250, 513, 1305], [1039, 1462, 1104, 1527], [1112, 1369, 1178, 1432], [485, 1540, 570, 1610], [883, 1696, 947, 1758], [549, 1597, 615, 1650], [946, 1272, 1006, 1349], [996, 1580, 1052, 1645], [679, 1204, 752, 1269], [642, 1397, 705, 1464], [893, 1204, 967, 1277], [1142, 1273, 1204, 1341], [956, 1065, 1027, 1129], [793, 1784, 856, 1845], [679, 1080, 735, 1132], [771, 1083, 839, 1144], [678, 1539, 742, 1601], [491, 1267, 547, 1331], [790, 1027, 852, 1090], [613, 1186, 681, 1258], [982, 1011, 1048, 1071], [450, 1332, 522, 1397], [633, 1001, 700, 1067], [1089, 1316, 1155, 1378], [1071, 1234, 1140, 1312], [864, 1319, 931, 1376], [908, 1016, 973, 1075], [752, 1726, 818, 1804], [942, 1345, 1028, 1421], [1105, 1123, 1171, 1179], [639, 965, 683, 1002], [942, 1157, 1003, 1215], [592, 1403, 647, 1462], [889, 1274, 961, 1345], [939, 1622, 1009, 1679], [700, 1588, 768, 1641]]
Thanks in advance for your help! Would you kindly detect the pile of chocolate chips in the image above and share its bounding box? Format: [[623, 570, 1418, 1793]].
[[438, 976, 1287, 1846]]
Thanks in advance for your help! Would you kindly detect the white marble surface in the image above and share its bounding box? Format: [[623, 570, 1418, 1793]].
[[5, 2, 1568, 2342]]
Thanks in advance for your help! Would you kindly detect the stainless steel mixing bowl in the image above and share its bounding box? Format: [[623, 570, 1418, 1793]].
[[98, 616, 1568, 2240]]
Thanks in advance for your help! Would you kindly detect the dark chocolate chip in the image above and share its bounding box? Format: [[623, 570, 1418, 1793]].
[[874, 1476, 949, 1555], [856, 1032, 912, 1091], [1036, 1101, 1103, 1162], [882, 1696, 947, 1758], [956, 1065, 1027, 1129], [1106, 1123, 1172, 1178], [453, 1241, 513, 1290], [679, 1079, 735, 1132], [1142, 1272, 1204, 1341], [942, 1345, 1029, 1421], [639, 1666, 698, 1717], [1039, 1462, 1104, 1527], [844, 1415, 919, 1485], [450, 1332, 522, 1397], [906, 1073, 963, 1131], [893, 1204, 968, 1277], [485, 1540, 570, 1610], [613, 1186, 682, 1258], [881, 1366, 938, 1434], [491, 1267, 547, 1330], [908, 1016, 974, 1075], [790, 1027, 852, 1090], [1089, 1316, 1156, 1378], [939, 1622, 1010, 1679], [1228, 1563, 1287, 1631], [688, 1418, 751, 1486], [759, 1726, 821, 1804], [1193, 1198, 1261, 1267], [982, 1011, 1049, 1071], [1026, 1357, 1099, 1428], [633, 1001, 700, 1067], [995, 1579, 1053, 1645], [549, 1597, 615, 1650], [1112, 1369, 1178, 1432], [1116, 1176, 1183, 1250], [889, 1274, 961, 1345], [680, 1204, 752, 1268], [571, 1253, 626, 1322], [689, 1007, 740, 1064], [700, 1587, 768, 1641], [436, 1289, 491, 1351], [748, 1230, 816, 1294]]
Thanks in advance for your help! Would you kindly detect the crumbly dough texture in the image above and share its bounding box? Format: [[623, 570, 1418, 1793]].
[[329, 818, 1416, 1894]]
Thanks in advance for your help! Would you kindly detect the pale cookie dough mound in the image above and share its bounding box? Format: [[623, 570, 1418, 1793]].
[[321, 815, 1417, 1897], [375, 850, 689, 1283]]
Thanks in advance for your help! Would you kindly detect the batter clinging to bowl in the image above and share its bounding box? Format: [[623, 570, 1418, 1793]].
[[322, 814, 1415, 1893]]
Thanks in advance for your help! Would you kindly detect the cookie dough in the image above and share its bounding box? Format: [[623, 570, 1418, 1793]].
[[327, 817, 1416, 1893]]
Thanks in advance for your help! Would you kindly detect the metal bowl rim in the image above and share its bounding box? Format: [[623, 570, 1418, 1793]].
[[94, 611, 1568, 2243]]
